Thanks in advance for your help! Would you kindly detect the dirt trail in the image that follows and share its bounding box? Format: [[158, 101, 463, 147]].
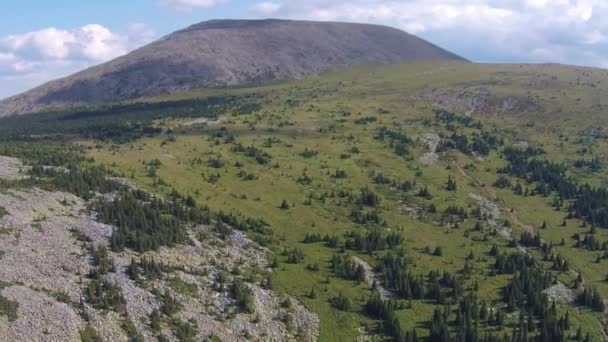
[[505, 209, 535, 233]]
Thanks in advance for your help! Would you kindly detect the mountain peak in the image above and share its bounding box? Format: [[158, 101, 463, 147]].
[[179, 19, 291, 32], [0, 19, 467, 116]]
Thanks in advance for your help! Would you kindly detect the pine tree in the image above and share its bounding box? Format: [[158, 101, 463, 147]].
[[279, 200, 290, 210], [446, 176, 457, 191]]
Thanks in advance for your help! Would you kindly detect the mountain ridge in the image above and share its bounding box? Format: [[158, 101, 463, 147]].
[[0, 19, 468, 116]]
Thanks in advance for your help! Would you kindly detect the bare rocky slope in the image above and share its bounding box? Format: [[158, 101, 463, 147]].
[[0, 157, 319, 341], [0, 19, 467, 116]]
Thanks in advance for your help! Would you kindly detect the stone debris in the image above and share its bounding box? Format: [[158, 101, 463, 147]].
[[0, 156, 29, 180], [0, 156, 319, 342], [182, 116, 227, 127], [0, 189, 87, 302], [174, 282, 319, 342], [469, 193, 535, 256], [0, 285, 84, 342], [106, 255, 160, 340], [400, 202, 421, 219], [468, 193, 510, 239], [352, 256, 396, 300], [142, 227, 319, 341], [415, 85, 543, 115], [544, 283, 577, 305], [79, 214, 114, 245], [419, 133, 441, 165], [87, 308, 129, 342]]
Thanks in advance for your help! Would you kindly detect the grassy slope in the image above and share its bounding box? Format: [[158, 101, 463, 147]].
[[87, 62, 608, 340]]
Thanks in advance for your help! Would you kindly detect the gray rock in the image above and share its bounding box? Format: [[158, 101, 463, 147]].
[[0, 156, 29, 180], [0, 285, 84, 342], [0, 155, 320, 342]]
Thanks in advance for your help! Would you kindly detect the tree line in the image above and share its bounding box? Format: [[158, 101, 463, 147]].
[[501, 146, 608, 228]]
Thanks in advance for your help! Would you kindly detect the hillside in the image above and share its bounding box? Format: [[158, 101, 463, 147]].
[[0, 19, 467, 116], [1, 62, 608, 341]]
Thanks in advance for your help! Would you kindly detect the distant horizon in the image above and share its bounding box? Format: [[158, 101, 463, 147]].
[[1, 0, 607, 99]]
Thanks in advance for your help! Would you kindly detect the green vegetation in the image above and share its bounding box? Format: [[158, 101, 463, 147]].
[[0, 96, 261, 143], [232, 279, 255, 314], [171, 319, 198, 342], [160, 290, 182, 316], [0, 294, 18, 322], [31, 164, 124, 200], [331, 254, 365, 282], [84, 277, 126, 313], [121, 320, 144, 342], [329, 292, 352, 311], [169, 278, 198, 297], [79, 325, 102, 342], [128, 256, 166, 282], [2, 62, 608, 340], [95, 189, 206, 252], [91, 245, 115, 274]]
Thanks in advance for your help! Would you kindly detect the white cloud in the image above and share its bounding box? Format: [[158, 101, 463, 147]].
[[525, 0, 550, 9], [160, 0, 228, 11], [251, 2, 282, 15], [250, 0, 608, 68], [0, 24, 153, 63], [4, 28, 75, 60], [77, 24, 127, 61], [0, 23, 156, 99]]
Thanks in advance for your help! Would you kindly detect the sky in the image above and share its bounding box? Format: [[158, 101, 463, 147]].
[[1, 0, 607, 99]]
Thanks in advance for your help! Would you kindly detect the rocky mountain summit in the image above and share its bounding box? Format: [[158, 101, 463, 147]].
[[0, 19, 467, 116]]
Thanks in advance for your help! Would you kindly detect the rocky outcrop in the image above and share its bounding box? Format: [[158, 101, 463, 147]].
[[415, 85, 543, 115], [0, 156, 28, 180], [0, 156, 320, 341]]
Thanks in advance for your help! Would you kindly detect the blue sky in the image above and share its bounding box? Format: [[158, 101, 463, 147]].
[[0, 0, 255, 37], [1, 0, 607, 99]]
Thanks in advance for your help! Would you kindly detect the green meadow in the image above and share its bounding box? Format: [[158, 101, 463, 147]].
[[79, 62, 608, 340]]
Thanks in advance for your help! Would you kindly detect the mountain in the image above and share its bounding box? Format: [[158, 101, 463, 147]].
[[0, 19, 467, 116]]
